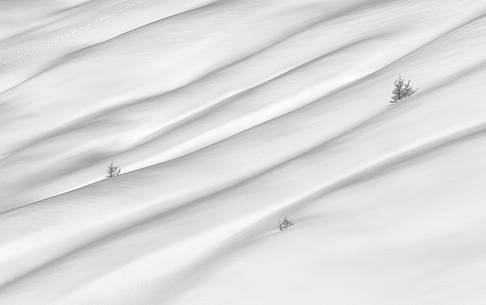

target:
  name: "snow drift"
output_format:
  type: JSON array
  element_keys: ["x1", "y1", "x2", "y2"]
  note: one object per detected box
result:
[{"x1": 1, "y1": 0, "x2": 486, "y2": 304}]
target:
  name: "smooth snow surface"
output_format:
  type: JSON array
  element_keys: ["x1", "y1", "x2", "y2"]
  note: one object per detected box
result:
[{"x1": 1, "y1": 0, "x2": 486, "y2": 304}]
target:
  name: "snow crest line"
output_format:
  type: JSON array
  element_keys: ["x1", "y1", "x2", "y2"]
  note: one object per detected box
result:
[{"x1": 0, "y1": 0, "x2": 145, "y2": 65}]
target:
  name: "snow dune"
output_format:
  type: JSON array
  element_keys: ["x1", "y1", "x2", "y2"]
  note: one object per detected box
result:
[{"x1": 1, "y1": 0, "x2": 486, "y2": 304}]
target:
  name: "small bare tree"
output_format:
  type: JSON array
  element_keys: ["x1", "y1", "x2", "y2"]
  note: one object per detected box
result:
[
  {"x1": 390, "y1": 76, "x2": 416, "y2": 103},
  {"x1": 106, "y1": 163, "x2": 121, "y2": 177},
  {"x1": 279, "y1": 217, "x2": 293, "y2": 231}
]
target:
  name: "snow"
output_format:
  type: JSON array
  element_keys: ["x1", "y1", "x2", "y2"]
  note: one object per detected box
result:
[{"x1": 1, "y1": 0, "x2": 486, "y2": 304}]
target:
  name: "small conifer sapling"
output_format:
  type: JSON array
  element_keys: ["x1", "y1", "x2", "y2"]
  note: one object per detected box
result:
[
  {"x1": 106, "y1": 163, "x2": 121, "y2": 177},
  {"x1": 390, "y1": 76, "x2": 417, "y2": 103}
]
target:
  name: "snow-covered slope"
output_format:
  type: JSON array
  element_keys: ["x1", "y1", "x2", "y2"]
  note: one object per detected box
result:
[{"x1": 1, "y1": 0, "x2": 486, "y2": 304}]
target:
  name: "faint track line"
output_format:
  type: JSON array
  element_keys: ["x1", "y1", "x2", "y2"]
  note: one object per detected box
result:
[{"x1": 0, "y1": 0, "x2": 145, "y2": 65}]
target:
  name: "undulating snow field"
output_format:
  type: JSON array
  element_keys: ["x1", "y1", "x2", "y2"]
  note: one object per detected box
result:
[{"x1": 1, "y1": 0, "x2": 486, "y2": 304}]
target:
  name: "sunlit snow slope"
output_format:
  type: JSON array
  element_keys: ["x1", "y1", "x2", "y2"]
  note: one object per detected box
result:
[{"x1": 1, "y1": 0, "x2": 486, "y2": 304}]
